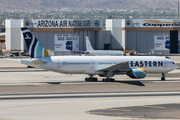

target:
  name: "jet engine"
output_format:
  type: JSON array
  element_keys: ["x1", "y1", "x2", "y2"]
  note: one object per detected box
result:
[{"x1": 127, "y1": 68, "x2": 146, "y2": 79}]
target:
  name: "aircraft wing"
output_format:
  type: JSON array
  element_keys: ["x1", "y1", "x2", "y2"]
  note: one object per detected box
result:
[
  {"x1": 30, "y1": 59, "x2": 47, "y2": 64},
  {"x1": 97, "y1": 61, "x2": 131, "y2": 72}
]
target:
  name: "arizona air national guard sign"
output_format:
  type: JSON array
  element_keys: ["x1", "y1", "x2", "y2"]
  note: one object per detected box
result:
[{"x1": 5, "y1": 19, "x2": 103, "y2": 55}]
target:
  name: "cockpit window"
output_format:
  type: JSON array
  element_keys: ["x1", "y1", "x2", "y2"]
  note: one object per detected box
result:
[{"x1": 172, "y1": 62, "x2": 175, "y2": 64}]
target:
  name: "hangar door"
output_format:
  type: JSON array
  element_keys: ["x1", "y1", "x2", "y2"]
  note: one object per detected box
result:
[{"x1": 170, "y1": 31, "x2": 178, "y2": 54}]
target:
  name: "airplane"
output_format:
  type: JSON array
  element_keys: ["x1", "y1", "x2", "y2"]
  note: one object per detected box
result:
[
  {"x1": 20, "y1": 27, "x2": 177, "y2": 82},
  {"x1": 85, "y1": 37, "x2": 125, "y2": 56}
]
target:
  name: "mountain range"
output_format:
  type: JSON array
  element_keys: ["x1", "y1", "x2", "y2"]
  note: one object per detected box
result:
[{"x1": 0, "y1": 0, "x2": 179, "y2": 11}]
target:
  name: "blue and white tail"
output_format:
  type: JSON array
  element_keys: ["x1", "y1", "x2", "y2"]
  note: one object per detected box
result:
[
  {"x1": 21, "y1": 27, "x2": 50, "y2": 58},
  {"x1": 85, "y1": 37, "x2": 94, "y2": 51}
]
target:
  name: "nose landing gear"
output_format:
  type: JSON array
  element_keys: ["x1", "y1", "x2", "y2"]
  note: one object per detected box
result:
[{"x1": 161, "y1": 73, "x2": 167, "y2": 81}]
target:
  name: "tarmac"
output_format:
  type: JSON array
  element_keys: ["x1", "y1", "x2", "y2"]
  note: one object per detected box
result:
[{"x1": 0, "y1": 55, "x2": 180, "y2": 120}]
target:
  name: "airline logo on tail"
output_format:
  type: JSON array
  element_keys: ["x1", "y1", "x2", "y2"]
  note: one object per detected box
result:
[
  {"x1": 21, "y1": 28, "x2": 50, "y2": 58},
  {"x1": 25, "y1": 34, "x2": 31, "y2": 39}
]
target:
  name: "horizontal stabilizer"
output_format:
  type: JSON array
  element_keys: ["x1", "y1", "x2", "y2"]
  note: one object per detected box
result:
[
  {"x1": 3, "y1": 58, "x2": 21, "y2": 62},
  {"x1": 30, "y1": 59, "x2": 47, "y2": 64}
]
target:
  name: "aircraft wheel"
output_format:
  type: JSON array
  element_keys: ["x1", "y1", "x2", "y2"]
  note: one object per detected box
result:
[
  {"x1": 161, "y1": 77, "x2": 165, "y2": 81},
  {"x1": 103, "y1": 78, "x2": 109, "y2": 82},
  {"x1": 102, "y1": 78, "x2": 115, "y2": 82},
  {"x1": 85, "y1": 77, "x2": 98, "y2": 82},
  {"x1": 106, "y1": 77, "x2": 111, "y2": 82},
  {"x1": 93, "y1": 78, "x2": 98, "y2": 81},
  {"x1": 110, "y1": 78, "x2": 115, "y2": 82}
]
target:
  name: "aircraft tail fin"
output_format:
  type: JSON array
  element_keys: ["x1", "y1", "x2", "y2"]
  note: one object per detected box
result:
[
  {"x1": 85, "y1": 36, "x2": 94, "y2": 51},
  {"x1": 21, "y1": 27, "x2": 50, "y2": 58}
]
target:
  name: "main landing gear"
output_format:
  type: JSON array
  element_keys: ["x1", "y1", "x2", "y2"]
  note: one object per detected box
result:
[
  {"x1": 85, "y1": 76, "x2": 115, "y2": 82},
  {"x1": 161, "y1": 73, "x2": 166, "y2": 81},
  {"x1": 85, "y1": 75, "x2": 98, "y2": 82},
  {"x1": 102, "y1": 77, "x2": 115, "y2": 82}
]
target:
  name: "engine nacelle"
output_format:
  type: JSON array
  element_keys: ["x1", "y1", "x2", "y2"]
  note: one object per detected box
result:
[{"x1": 127, "y1": 68, "x2": 146, "y2": 79}]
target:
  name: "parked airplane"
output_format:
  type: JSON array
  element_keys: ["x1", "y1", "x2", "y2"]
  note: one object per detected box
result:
[
  {"x1": 20, "y1": 27, "x2": 177, "y2": 82},
  {"x1": 85, "y1": 37, "x2": 125, "y2": 56}
]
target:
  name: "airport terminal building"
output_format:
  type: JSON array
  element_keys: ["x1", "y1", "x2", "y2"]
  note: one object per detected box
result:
[{"x1": 5, "y1": 19, "x2": 180, "y2": 55}]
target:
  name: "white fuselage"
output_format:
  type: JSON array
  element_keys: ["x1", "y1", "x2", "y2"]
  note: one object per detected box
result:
[{"x1": 21, "y1": 56, "x2": 177, "y2": 76}]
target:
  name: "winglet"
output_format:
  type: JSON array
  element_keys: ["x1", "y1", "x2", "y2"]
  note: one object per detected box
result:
[
  {"x1": 21, "y1": 27, "x2": 50, "y2": 58},
  {"x1": 85, "y1": 36, "x2": 94, "y2": 51}
]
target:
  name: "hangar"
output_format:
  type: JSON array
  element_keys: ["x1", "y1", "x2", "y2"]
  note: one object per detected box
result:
[
  {"x1": 5, "y1": 19, "x2": 103, "y2": 55},
  {"x1": 5, "y1": 19, "x2": 180, "y2": 55},
  {"x1": 106, "y1": 19, "x2": 180, "y2": 54}
]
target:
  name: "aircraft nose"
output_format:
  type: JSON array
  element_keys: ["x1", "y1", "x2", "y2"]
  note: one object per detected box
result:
[
  {"x1": 174, "y1": 63, "x2": 178, "y2": 69},
  {"x1": 170, "y1": 60, "x2": 178, "y2": 70}
]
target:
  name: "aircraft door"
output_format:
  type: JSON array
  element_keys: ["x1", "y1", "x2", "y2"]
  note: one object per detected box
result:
[{"x1": 57, "y1": 60, "x2": 62, "y2": 69}]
